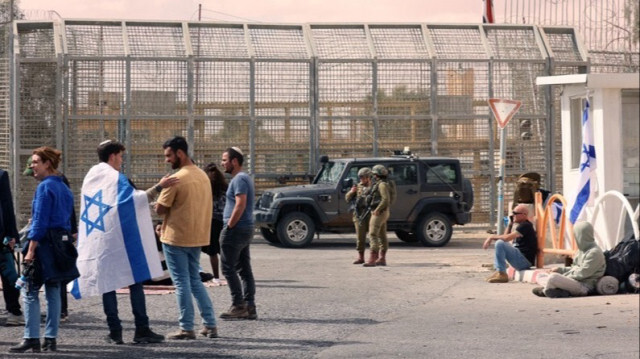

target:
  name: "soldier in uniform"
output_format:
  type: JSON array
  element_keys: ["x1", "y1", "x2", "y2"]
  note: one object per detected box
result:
[
  {"x1": 364, "y1": 165, "x2": 391, "y2": 267},
  {"x1": 345, "y1": 167, "x2": 373, "y2": 264}
]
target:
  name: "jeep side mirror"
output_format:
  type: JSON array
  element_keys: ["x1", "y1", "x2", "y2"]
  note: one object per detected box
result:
[{"x1": 342, "y1": 178, "x2": 353, "y2": 191}]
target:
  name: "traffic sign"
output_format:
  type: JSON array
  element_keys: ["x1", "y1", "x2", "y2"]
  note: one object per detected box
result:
[{"x1": 488, "y1": 98, "x2": 522, "y2": 129}]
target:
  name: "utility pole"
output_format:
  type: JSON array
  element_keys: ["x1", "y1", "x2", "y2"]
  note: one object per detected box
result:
[{"x1": 198, "y1": 3, "x2": 202, "y2": 21}]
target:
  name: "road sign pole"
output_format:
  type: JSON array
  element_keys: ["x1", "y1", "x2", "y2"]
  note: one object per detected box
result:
[
  {"x1": 488, "y1": 98, "x2": 522, "y2": 235},
  {"x1": 497, "y1": 126, "x2": 506, "y2": 235}
]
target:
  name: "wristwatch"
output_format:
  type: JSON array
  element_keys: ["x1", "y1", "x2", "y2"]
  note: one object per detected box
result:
[{"x1": 155, "y1": 185, "x2": 163, "y2": 193}]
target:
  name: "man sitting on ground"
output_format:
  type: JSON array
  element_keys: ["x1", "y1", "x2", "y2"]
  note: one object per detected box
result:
[{"x1": 483, "y1": 204, "x2": 538, "y2": 283}]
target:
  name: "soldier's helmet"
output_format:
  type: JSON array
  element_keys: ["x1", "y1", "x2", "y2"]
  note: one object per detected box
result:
[
  {"x1": 371, "y1": 164, "x2": 388, "y2": 177},
  {"x1": 358, "y1": 167, "x2": 372, "y2": 178}
]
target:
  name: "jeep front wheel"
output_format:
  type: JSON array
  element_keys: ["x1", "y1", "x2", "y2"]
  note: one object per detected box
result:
[
  {"x1": 416, "y1": 213, "x2": 452, "y2": 247},
  {"x1": 260, "y1": 228, "x2": 280, "y2": 244},
  {"x1": 277, "y1": 212, "x2": 315, "y2": 248}
]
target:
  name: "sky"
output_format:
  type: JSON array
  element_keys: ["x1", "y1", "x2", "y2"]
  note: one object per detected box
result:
[{"x1": 18, "y1": 0, "x2": 487, "y2": 24}]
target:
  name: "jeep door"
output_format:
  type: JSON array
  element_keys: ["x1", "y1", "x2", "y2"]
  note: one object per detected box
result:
[{"x1": 386, "y1": 162, "x2": 420, "y2": 221}]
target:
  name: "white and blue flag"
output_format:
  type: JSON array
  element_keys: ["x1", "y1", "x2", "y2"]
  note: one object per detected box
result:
[
  {"x1": 569, "y1": 100, "x2": 597, "y2": 224},
  {"x1": 71, "y1": 163, "x2": 163, "y2": 299}
]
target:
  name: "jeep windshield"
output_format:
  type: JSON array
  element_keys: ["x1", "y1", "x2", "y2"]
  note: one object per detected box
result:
[{"x1": 314, "y1": 161, "x2": 346, "y2": 185}]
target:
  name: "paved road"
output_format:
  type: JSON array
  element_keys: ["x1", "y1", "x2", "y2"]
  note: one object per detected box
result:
[{"x1": 1, "y1": 230, "x2": 638, "y2": 358}]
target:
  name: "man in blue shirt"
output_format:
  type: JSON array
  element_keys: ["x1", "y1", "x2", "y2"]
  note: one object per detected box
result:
[{"x1": 219, "y1": 147, "x2": 257, "y2": 320}]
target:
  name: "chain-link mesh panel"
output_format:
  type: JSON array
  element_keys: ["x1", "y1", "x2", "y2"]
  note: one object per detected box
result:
[
  {"x1": 249, "y1": 26, "x2": 308, "y2": 59},
  {"x1": 130, "y1": 61, "x2": 187, "y2": 117},
  {"x1": 436, "y1": 62, "x2": 489, "y2": 116},
  {"x1": 18, "y1": 61, "x2": 57, "y2": 149},
  {"x1": 589, "y1": 51, "x2": 640, "y2": 73},
  {"x1": 318, "y1": 62, "x2": 372, "y2": 114},
  {"x1": 65, "y1": 23, "x2": 125, "y2": 57},
  {"x1": 311, "y1": 26, "x2": 371, "y2": 59},
  {"x1": 254, "y1": 118, "x2": 310, "y2": 175},
  {"x1": 543, "y1": 30, "x2": 584, "y2": 62},
  {"x1": 492, "y1": 62, "x2": 547, "y2": 116},
  {"x1": 255, "y1": 61, "x2": 310, "y2": 116},
  {"x1": 377, "y1": 62, "x2": 431, "y2": 116},
  {"x1": 428, "y1": 26, "x2": 488, "y2": 60},
  {"x1": 189, "y1": 24, "x2": 248, "y2": 58},
  {"x1": 68, "y1": 60, "x2": 125, "y2": 116},
  {"x1": 378, "y1": 118, "x2": 432, "y2": 155},
  {"x1": 318, "y1": 118, "x2": 374, "y2": 158},
  {"x1": 484, "y1": 27, "x2": 544, "y2": 60},
  {"x1": 18, "y1": 25, "x2": 55, "y2": 58},
  {"x1": 127, "y1": 23, "x2": 185, "y2": 58},
  {"x1": 194, "y1": 61, "x2": 250, "y2": 114},
  {"x1": 369, "y1": 25, "x2": 429, "y2": 59},
  {"x1": 194, "y1": 118, "x2": 250, "y2": 169},
  {"x1": 438, "y1": 145, "x2": 492, "y2": 223}
]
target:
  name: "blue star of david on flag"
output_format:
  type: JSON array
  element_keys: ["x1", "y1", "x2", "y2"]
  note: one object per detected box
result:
[{"x1": 80, "y1": 190, "x2": 112, "y2": 236}]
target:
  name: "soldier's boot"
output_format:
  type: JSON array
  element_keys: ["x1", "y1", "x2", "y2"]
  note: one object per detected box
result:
[
  {"x1": 363, "y1": 250, "x2": 378, "y2": 267},
  {"x1": 353, "y1": 251, "x2": 365, "y2": 264},
  {"x1": 375, "y1": 250, "x2": 387, "y2": 266}
]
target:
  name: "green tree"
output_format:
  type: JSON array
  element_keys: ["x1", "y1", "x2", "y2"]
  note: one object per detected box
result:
[{"x1": 0, "y1": 0, "x2": 25, "y2": 23}]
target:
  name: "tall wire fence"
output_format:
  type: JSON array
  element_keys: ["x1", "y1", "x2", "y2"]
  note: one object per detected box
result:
[{"x1": 0, "y1": 18, "x2": 634, "y2": 230}]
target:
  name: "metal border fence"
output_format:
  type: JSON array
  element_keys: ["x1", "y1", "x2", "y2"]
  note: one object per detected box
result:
[{"x1": 1, "y1": 19, "x2": 630, "y2": 230}]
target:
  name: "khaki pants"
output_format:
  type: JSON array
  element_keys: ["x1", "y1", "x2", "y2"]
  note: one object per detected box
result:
[
  {"x1": 368, "y1": 210, "x2": 389, "y2": 252},
  {"x1": 353, "y1": 215, "x2": 370, "y2": 252},
  {"x1": 545, "y1": 273, "x2": 589, "y2": 296}
]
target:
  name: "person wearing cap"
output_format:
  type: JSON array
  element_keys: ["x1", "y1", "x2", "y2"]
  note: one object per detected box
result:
[
  {"x1": 0, "y1": 166, "x2": 24, "y2": 327},
  {"x1": 155, "y1": 136, "x2": 218, "y2": 339},
  {"x1": 219, "y1": 146, "x2": 257, "y2": 320},
  {"x1": 345, "y1": 167, "x2": 373, "y2": 264}
]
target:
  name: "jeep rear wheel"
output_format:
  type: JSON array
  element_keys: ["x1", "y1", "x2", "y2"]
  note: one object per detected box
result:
[
  {"x1": 417, "y1": 213, "x2": 452, "y2": 247},
  {"x1": 277, "y1": 212, "x2": 315, "y2": 248},
  {"x1": 395, "y1": 230, "x2": 417, "y2": 243},
  {"x1": 260, "y1": 228, "x2": 280, "y2": 244}
]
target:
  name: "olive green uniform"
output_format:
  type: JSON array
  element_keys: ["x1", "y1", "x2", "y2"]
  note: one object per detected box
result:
[
  {"x1": 345, "y1": 182, "x2": 371, "y2": 252},
  {"x1": 368, "y1": 181, "x2": 390, "y2": 252}
]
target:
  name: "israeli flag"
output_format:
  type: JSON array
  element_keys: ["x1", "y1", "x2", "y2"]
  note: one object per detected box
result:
[
  {"x1": 569, "y1": 100, "x2": 597, "y2": 224},
  {"x1": 71, "y1": 163, "x2": 163, "y2": 299}
]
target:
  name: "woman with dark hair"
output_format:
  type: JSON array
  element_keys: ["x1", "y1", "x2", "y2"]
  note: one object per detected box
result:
[
  {"x1": 202, "y1": 162, "x2": 228, "y2": 284},
  {"x1": 10, "y1": 147, "x2": 78, "y2": 353}
]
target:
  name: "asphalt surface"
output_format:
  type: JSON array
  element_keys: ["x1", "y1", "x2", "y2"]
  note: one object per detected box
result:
[{"x1": 0, "y1": 229, "x2": 638, "y2": 358}]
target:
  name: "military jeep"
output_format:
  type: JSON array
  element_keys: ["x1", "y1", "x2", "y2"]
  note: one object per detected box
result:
[{"x1": 254, "y1": 154, "x2": 474, "y2": 248}]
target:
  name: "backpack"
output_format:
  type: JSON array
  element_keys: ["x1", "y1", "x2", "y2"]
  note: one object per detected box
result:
[{"x1": 603, "y1": 234, "x2": 640, "y2": 281}]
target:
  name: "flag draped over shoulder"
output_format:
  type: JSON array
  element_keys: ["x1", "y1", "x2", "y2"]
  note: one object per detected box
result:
[
  {"x1": 569, "y1": 100, "x2": 597, "y2": 224},
  {"x1": 71, "y1": 163, "x2": 163, "y2": 299}
]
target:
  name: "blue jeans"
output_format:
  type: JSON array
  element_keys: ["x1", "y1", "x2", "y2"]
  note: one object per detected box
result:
[
  {"x1": 102, "y1": 283, "x2": 149, "y2": 331},
  {"x1": 162, "y1": 244, "x2": 216, "y2": 330},
  {"x1": 220, "y1": 225, "x2": 256, "y2": 307},
  {"x1": 23, "y1": 279, "x2": 61, "y2": 339},
  {"x1": 494, "y1": 239, "x2": 532, "y2": 272}
]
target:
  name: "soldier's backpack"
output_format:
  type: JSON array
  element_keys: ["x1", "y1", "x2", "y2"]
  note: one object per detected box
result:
[{"x1": 604, "y1": 234, "x2": 640, "y2": 281}]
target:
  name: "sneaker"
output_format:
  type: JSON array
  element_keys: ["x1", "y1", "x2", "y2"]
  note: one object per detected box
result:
[
  {"x1": 133, "y1": 327, "x2": 165, "y2": 344},
  {"x1": 5, "y1": 313, "x2": 25, "y2": 326},
  {"x1": 105, "y1": 330, "x2": 124, "y2": 345},
  {"x1": 220, "y1": 304, "x2": 249, "y2": 320},
  {"x1": 211, "y1": 278, "x2": 222, "y2": 285},
  {"x1": 532, "y1": 287, "x2": 546, "y2": 297},
  {"x1": 545, "y1": 288, "x2": 571, "y2": 298},
  {"x1": 247, "y1": 305, "x2": 258, "y2": 320},
  {"x1": 60, "y1": 312, "x2": 68, "y2": 323},
  {"x1": 200, "y1": 326, "x2": 218, "y2": 338},
  {"x1": 200, "y1": 272, "x2": 214, "y2": 282},
  {"x1": 167, "y1": 329, "x2": 196, "y2": 340},
  {"x1": 487, "y1": 271, "x2": 509, "y2": 283}
]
